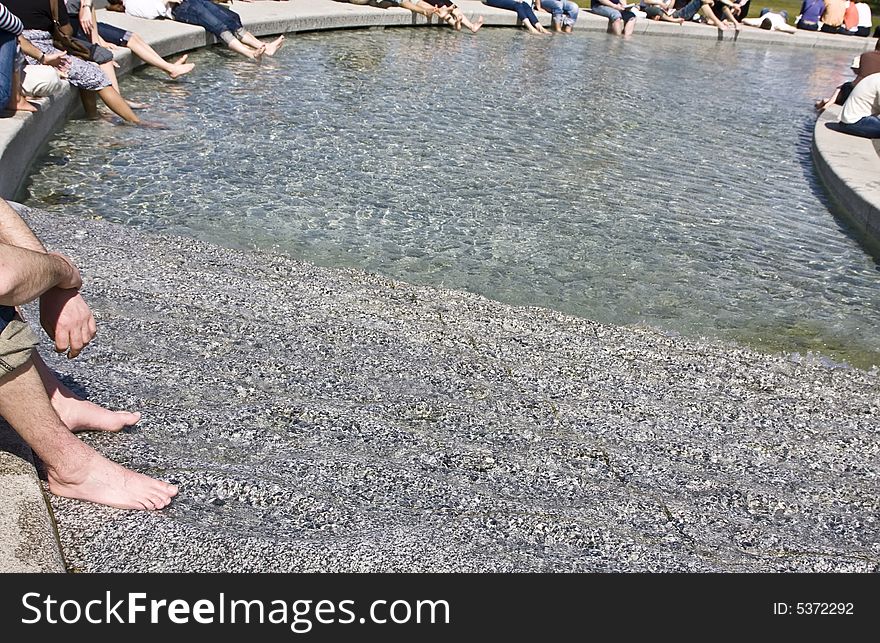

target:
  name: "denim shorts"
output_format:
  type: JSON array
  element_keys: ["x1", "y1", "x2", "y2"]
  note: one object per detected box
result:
[
  {"x1": 591, "y1": 4, "x2": 637, "y2": 21},
  {"x1": 70, "y1": 17, "x2": 133, "y2": 47},
  {"x1": 97, "y1": 22, "x2": 133, "y2": 47}
]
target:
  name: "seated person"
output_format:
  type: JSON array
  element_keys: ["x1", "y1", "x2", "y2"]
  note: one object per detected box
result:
[
  {"x1": 815, "y1": 55, "x2": 859, "y2": 111},
  {"x1": 424, "y1": 1, "x2": 484, "y2": 32},
  {"x1": 838, "y1": 71, "x2": 880, "y2": 137},
  {"x1": 796, "y1": 0, "x2": 824, "y2": 29},
  {"x1": 819, "y1": 0, "x2": 846, "y2": 32},
  {"x1": 0, "y1": 197, "x2": 178, "y2": 510},
  {"x1": 742, "y1": 7, "x2": 796, "y2": 32},
  {"x1": 710, "y1": 0, "x2": 749, "y2": 30},
  {"x1": 853, "y1": 38, "x2": 880, "y2": 85},
  {"x1": 485, "y1": 0, "x2": 550, "y2": 34},
  {"x1": 6, "y1": 0, "x2": 140, "y2": 124},
  {"x1": 107, "y1": 0, "x2": 284, "y2": 61},
  {"x1": 590, "y1": 0, "x2": 638, "y2": 36},
  {"x1": 641, "y1": 0, "x2": 721, "y2": 26},
  {"x1": 853, "y1": 1, "x2": 871, "y2": 36},
  {"x1": 373, "y1": 0, "x2": 442, "y2": 19},
  {"x1": 1, "y1": 1, "x2": 33, "y2": 115},
  {"x1": 67, "y1": 0, "x2": 194, "y2": 79},
  {"x1": 535, "y1": 0, "x2": 579, "y2": 33}
]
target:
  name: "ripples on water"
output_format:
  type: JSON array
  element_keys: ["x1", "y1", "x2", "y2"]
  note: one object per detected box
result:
[{"x1": 25, "y1": 29, "x2": 880, "y2": 368}]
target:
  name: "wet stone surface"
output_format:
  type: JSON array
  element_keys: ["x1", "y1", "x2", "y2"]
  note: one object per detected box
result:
[{"x1": 19, "y1": 205, "x2": 879, "y2": 572}]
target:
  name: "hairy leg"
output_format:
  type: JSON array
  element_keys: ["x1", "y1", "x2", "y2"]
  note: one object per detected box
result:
[{"x1": 0, "y1": 359, "x2": 177, "y2": 510}]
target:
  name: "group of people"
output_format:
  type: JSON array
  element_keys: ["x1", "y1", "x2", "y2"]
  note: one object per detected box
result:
[
  {"x1": 0, "y1": 0, "x2": 286, "y2": 120},
  {"x1": 348, "y1": 0, "x2": 875, "y2": 37},
  {"x1": 796, "y1": 0, "x2": 874, "y2": 36},
  {"x1": 817, "y1": 37, "x2": 880, "y2": 138}
]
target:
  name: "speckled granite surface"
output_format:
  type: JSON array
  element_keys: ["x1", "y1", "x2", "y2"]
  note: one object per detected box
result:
[{"x1": 16, "y1": 204, "x2": 879, "y2": 573}]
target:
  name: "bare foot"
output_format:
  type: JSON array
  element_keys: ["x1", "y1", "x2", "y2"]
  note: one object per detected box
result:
[
  {"x1": 470, "y1": 16, "x2": 484, "y2": 33},
  {"x1": 167, "y1": 61, "x2": 195, "y2": 79},
  {"x1": 47, "y1": 445, "x2": 178, "y2": 510},
  {"x1": 52, "y1": 393, "x2": 141, "y2": 434},
  {"x1": 251, "y1": 45, "x2": 266, "y2": 62},
  {"x1": 263, "y1": 35, "x2": 285, "y2": 57},
  {"x1": 14, "y1": 98, "x2": 38, "y2": 113},
  {"x1": 127, "y1": 100, "x2": 149, "y2": 110}
]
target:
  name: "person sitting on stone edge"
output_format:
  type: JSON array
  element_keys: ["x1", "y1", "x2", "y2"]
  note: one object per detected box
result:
[{"x1": 0, "y1": 198, "x2": 178, "y2": 510}]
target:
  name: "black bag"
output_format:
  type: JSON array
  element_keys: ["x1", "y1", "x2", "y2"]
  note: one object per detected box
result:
[{"x1": 48, "y1": 0, "x2": 114, "y2": 64}]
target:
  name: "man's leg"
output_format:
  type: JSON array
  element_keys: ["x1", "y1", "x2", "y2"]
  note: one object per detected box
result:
[
  {"x1": 31, "y1": 352, "x2": 140, "y2": 433},
  {"x1": 0, "y1": 358, "x2": 177, "y2": 510}
]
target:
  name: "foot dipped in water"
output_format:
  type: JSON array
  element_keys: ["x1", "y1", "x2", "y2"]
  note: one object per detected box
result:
[
  {"x1": 167, "y1": 55, "x2": 195, "y2": 79},
  {"x1": 47, "y1": 442, "x2": 178, "y2": 510},
  {"x1": 263, "y1": 36, "x2": 285, "y2": 57}
]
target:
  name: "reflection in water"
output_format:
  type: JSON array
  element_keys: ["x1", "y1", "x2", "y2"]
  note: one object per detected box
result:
[{"x1": 24, "y1": 29, "x2": 880, "y2": 368}]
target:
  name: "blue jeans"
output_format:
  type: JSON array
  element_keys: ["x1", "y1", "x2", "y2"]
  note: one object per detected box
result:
[
  {"x1": 172, "y1": 0, "x2": 243, "y2": 39},
  {"x1": 673, "y1": 0, "x2": 704, "y2": 20},
  {"x1": 839, "y1": 115, "x2": 880, "y2": 139},
  {"x1": 541, "y1": 0, "x2": 580, "y2": 28},
  {"x1": 0, "y1": 30, "x2": 16, "y2": 111},
  {"x1": 485, "y1": 0, "x2": 541, "y2": 26},
  {"x1": 591, "y1": 3, "x2": 637, "y2": 22}
]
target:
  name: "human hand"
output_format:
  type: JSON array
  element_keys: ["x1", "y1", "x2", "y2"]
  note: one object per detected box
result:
[
  {"x1": 79, "y1": 6, "x2": 95, "y2": 36},
  {"x1": 41, "y1": 50, "x2": 68, "y2": 68},
  {"x1": 40, "y1": 289, "x2": 97, "y2": 359}
]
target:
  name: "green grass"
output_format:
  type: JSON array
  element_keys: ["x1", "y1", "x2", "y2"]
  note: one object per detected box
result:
[{"x1": 573, "y1": 0, "x2": 880, "y2": 29}]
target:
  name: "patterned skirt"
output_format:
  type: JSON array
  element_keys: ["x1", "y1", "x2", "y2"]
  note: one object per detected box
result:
[{"x1": 20, "y1": 29, "x2": 110, "y2": 91}]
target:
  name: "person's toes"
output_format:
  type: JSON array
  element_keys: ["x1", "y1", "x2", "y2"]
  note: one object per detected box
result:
[{"x1": 118, "y1": 410, "x2": 141, "y2": 426}]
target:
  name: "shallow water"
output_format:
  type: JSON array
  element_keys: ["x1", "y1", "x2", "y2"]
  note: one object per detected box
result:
[{"x1": 25, "y1": 28, "x2": 880, "y2": 368}]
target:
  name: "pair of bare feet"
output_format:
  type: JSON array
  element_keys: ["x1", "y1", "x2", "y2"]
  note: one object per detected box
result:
[
  {"x1": 524, "y1": 21, "x2": 551, "y2": 35},
  {"x1": 247, "y1": 35, "x2": 286, "y2": 61},
  {"x1": 32, "y1": 360, "x2": 178, "y2": 511},
  {"x1": 435, "y1": 6, "x2": 484, "y2": 33}
]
